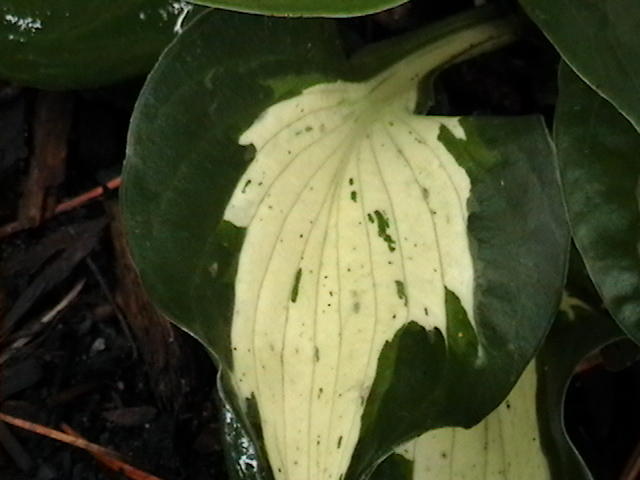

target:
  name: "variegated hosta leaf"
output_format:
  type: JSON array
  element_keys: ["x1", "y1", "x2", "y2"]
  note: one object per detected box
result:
[
  {"x1": 393, "y1": 363, "x2": 549, "y2": 479},
  {"x1": 368, "y1": 292, "x2": 625, "y2": 480},
  {"x1": 122, "y1": 8, "x2": 569, "y2": 480},
  {"x1": 226, "y1": 87, "x2": 474, "y2": 480},
  {"x1": 222, "y1": 22, "x2": 523, "y2": 480}
]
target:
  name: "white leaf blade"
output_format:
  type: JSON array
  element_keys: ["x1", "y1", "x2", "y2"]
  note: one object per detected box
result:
[
  {"x1": 225, "y1": 81, "x2": 476, "y2": 480},
  {"x1": 221, "y1": 18, "x2": 519, "y2": 480}
]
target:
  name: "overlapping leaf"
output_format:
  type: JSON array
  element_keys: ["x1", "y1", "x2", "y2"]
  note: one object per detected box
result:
[
  {"x1": 0, "y1": 0, "x2": 200, "y2": 89},
  {"x1": 190, "y1": 0, "x2": 408, "y2": 17},
  {"x1": 369, "y1": 294, "x2": 624, "y2": 480},
  {"x1": 519, "y1": 0, "x2": 640, "y2": 132},
  {"x1": 555, "y1": 63, "x2": 640, "y2": 344},
  {"x1": 123, "y1": 8, "x2": 569, "y2": 480}
]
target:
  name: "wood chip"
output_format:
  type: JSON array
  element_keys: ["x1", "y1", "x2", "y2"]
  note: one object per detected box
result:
[
  {"x1": 102, "y1": 406, "x2": 157, "y2": 427},
  {"x1": 18, "y1": 92, "x2": 73, "y2": 228}
]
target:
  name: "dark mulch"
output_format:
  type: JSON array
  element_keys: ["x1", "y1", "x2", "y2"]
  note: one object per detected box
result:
[{"x1": 0, "y1": 84, "x2": 224, "y2": 480}]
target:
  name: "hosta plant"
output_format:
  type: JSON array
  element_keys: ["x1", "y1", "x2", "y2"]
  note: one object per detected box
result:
[
  {"x1": 2, "y1": 0, "x2": 640, "y2": 479},
  {"x1": 123, "y1": 6, "x2": 569, "y2": 480}
]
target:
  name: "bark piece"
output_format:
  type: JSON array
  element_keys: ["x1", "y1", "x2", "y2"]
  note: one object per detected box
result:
[{"x1": 108, "y1": 201, "x2": 183, "y2": 410}]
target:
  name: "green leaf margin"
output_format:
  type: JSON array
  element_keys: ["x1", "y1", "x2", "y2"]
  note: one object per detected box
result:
[{"x1": 122, "y1": 8, "x2": 569, "y2": 480}]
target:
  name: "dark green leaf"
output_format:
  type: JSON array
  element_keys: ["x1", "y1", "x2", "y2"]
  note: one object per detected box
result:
[
  {"x1": 123, "y1": 9, "x2": 568, "y2": 480},
  {"x1": 519, "y1": 0, "x2": 640, "y2": 132},
  {"x1": 0, "y1": 1, "x2": 200, "y2": 89},
  {"x1": 555, "y1": 63, "x2": 640, "y2": 344},
  {"x1": 189, "y1": 0, "x2": 408, "y2": 18}
]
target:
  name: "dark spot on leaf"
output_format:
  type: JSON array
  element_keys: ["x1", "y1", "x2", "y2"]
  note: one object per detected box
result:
[
  {"x1": 291, "y1": 268, "x2": 302, "y2": 303},
  {"x1": 395, "y1": 280, "x2": 407, "y2": 306}
]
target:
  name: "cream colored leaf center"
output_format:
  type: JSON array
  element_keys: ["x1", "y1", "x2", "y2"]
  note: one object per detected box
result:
[{"x1": 221, "y1": 21, "x2": 517, "y2": 480}]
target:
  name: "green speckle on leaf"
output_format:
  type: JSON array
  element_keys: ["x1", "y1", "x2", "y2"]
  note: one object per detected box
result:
[
  {"x1": 242, "y1": 179, "x2": 252, "y2": 193},
  {"x1": 395, "y1": 280, "x2": 407, "y2": 306},
  {"x1": 291, "y1": 268, "x2": 302, "y2": 303},
  {"x1": 350, "y1": 191, "x2": 357, "y2": 202},
  {"x1": 373, "y1": 210, "x2": 396, "y2": 252}
]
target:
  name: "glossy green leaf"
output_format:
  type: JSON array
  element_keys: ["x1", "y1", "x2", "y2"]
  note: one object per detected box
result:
[
  {"x1": 190, "y1": 0, "x2": 407, "y2": 18},
  {"x1": 519, "y1": 0, "x2": 640, "y2": 132},
  {"x1": 555, "y1": 63, "x2": 640, "y2": 344},
  {"x1": 123, "y1": 8, "x2": 569, "y2": 480},
  {"x1": 369, "y1": 293, "x2": 624, "y2": 480},
  {"x1": 0, "y1": 0, "x2": 199, "y2": 89}
]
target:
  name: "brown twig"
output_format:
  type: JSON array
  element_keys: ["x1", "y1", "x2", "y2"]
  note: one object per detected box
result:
[
  {"x1": 0, "y1": 176, "x2": 121, "y2": 240},
  {"x1": 61, "y1": 424, "x2": 164, "y2": 480},
  {"x1": 54, "y1": 177, "x2": 122, "y2": 215},
  {"x1": 0, "y1": 412, "x2": 124, "y2": 460},
  {"x1": 0, "y1": 412, "x2": 164, "y2": 480}
]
